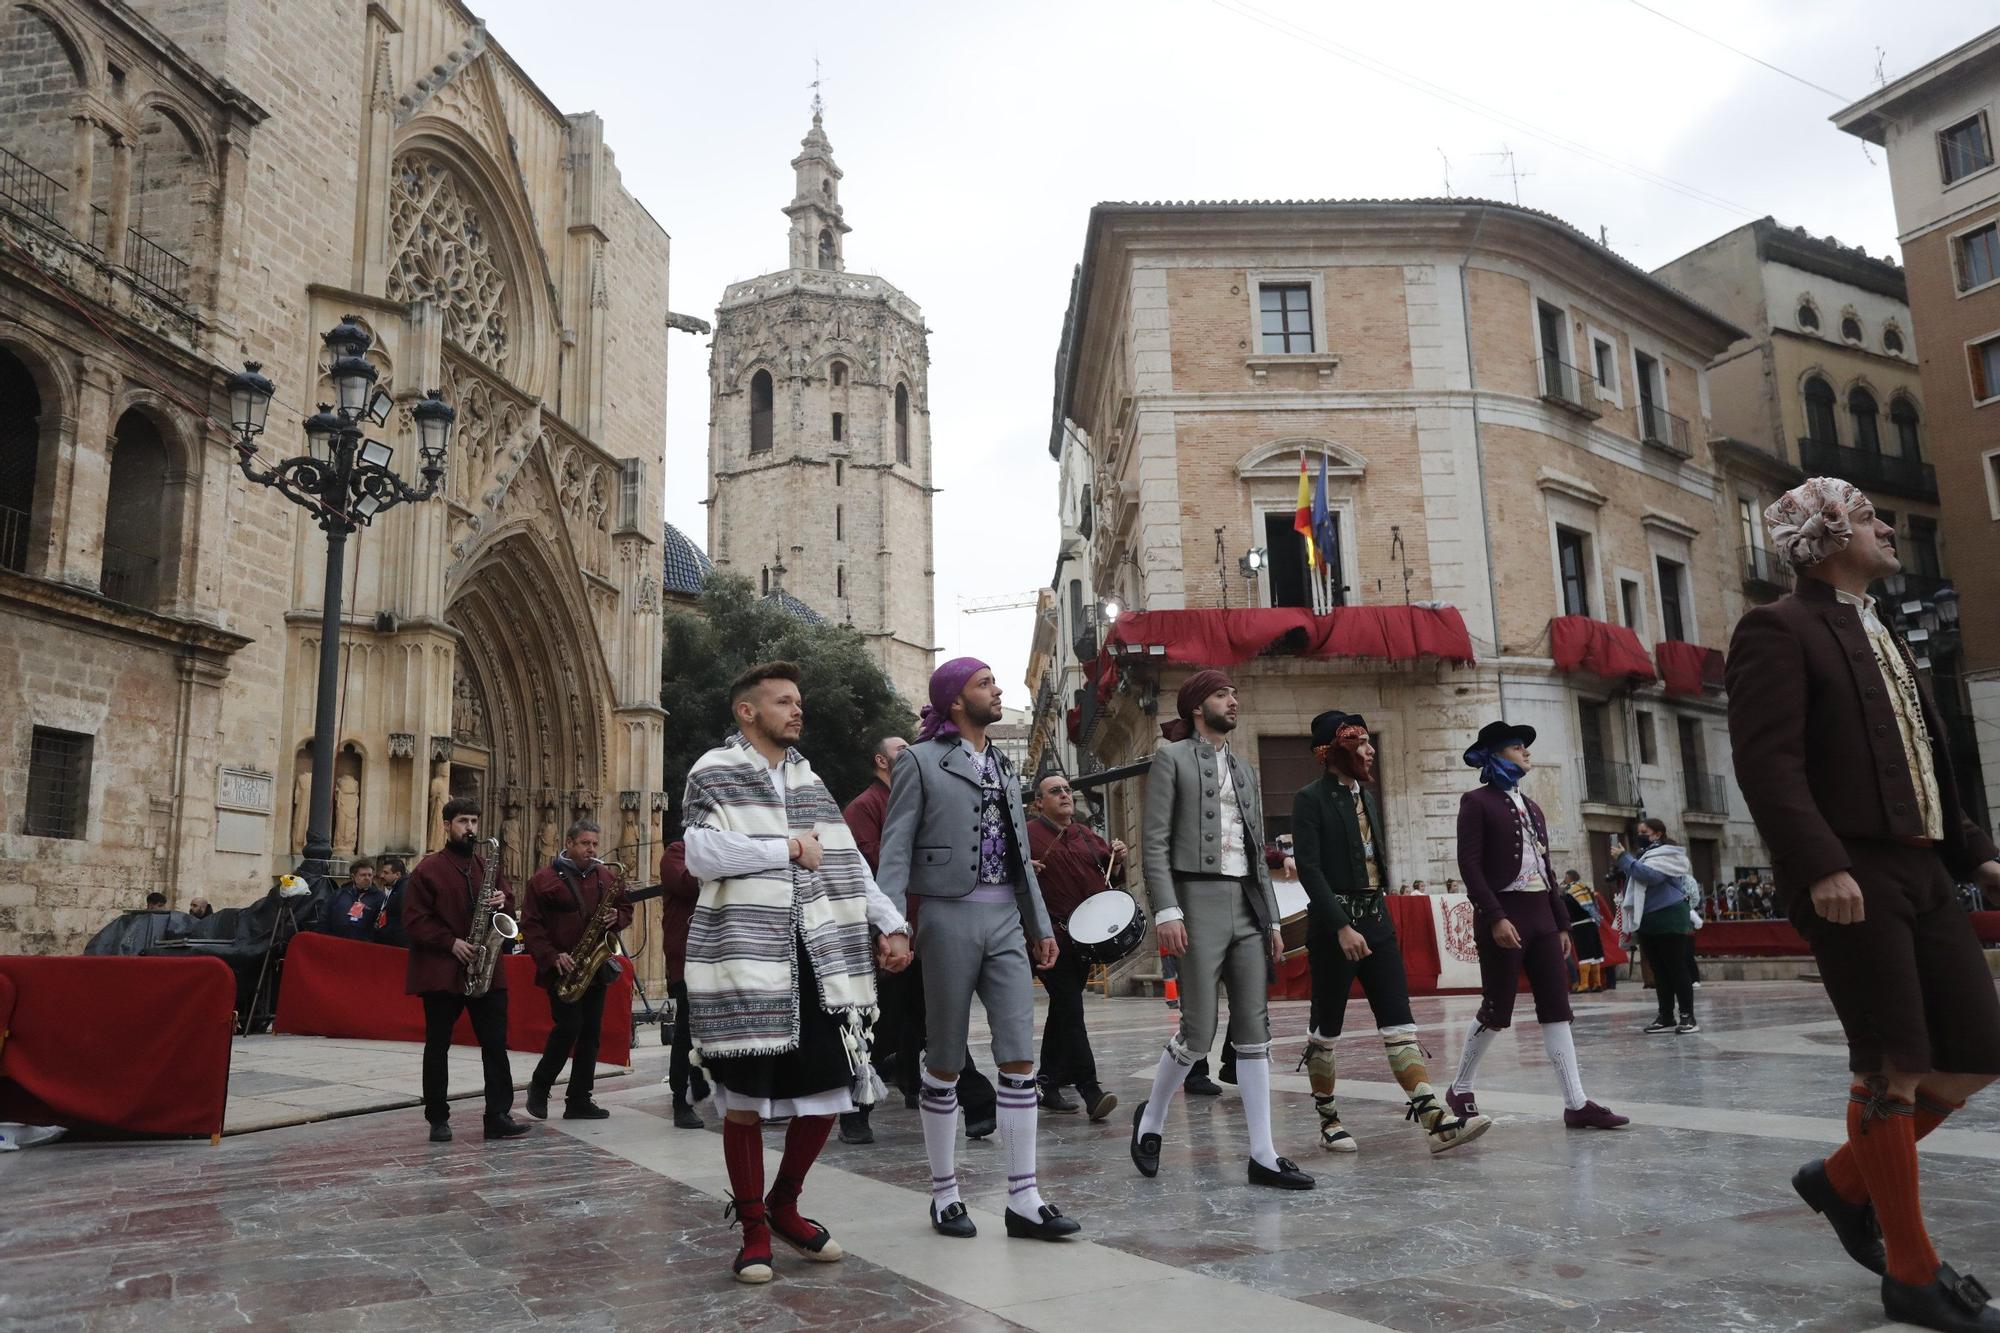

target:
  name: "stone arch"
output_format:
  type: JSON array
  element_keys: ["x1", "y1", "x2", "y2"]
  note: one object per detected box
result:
[
  {"x1": 445, "y1": 528, "x2": 611, "y2": 826},
  {"x1": 0, "y1": 327, "x2": 74, "y2": 577},
  {"x1": 101, "y1": 405, "x2": 169, "y2": 606},
  {"x1": 0, "y1": 3, "x2": 93, "y2": 193},
  {"x1": 1234, "y1": 436, "x2": 1368, "y2": 480},
  {"x1": 109, "y1": 387, "x2": 200, "y2": 606},
  {"x1": 389, "y1": 122, "x2": 558, "y2": 395}
]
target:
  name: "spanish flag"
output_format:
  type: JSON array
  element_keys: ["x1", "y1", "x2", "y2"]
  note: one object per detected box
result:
[{"x1": 1293, "y1": 450, "x2": 1316, "y2": 569}]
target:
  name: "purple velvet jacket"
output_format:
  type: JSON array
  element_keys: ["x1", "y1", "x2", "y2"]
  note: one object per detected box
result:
[{"x1": 1455, "y1": 783, "x2": 1566, "y2": 925}]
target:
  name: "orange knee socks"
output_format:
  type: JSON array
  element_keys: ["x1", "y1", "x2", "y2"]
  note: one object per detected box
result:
[
  {"x1": 1837, "y1": 1085, "x2": 1943, "y2": 1288},
  {"x1": 1824, "y1": 1089, "x2": 1959, "y2": 1204}
]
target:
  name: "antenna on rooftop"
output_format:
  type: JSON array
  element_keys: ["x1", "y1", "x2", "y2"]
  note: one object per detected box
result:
[
  {"x1": 1478, "y1": 143, "x2": 1534, "y2": 205},
  {"x1": 1438, "y1": 147, "x2": 1452, "y2": 197}
]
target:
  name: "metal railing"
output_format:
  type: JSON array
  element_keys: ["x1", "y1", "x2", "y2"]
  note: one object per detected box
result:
[
  {"x1": 0, "y1": 146, "x2": 191, "y2": 310},
  {"x1": 1639, "y1": 400, "x2": 1692, "y2": 456},
  {"x1": 0, "y1": 145, "x2": 65, "y2": 226},
  {"x1": 1798, "y1": 438, "x2": 1937, "y2": 501},
  {"x1": 122, "y1": 226, "x2": 188, "y2": 306},
  {"x1": 0, "y1": 503, "x2": 29, "y2": 573},
  {"x1": 99, "y1": 542, "x2": 160, "y2": 607},
  {"x1": 1580, "y1": 754, "x2": 1636, "y2": 806},
  {"x1": 1683, "y1": 770, "x2": 1729, "y2": 815},
  {"x1": 1536, "y1": 356, "x2": 1599, "y2": 413},
  {"x1": 1743, "y1": 544, "x2": 1789, "y2": 590}
]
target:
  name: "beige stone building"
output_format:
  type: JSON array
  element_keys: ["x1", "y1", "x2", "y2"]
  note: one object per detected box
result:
[
  {"x1": 704, "y1": 112, "x2": 936, "y2": 702},
  {"x1": 0, "y1": 0, "x2": 683, "y2": 971},
  {"x1": 1041, "y1": 199, "x2": 1772, "y2": 908}
]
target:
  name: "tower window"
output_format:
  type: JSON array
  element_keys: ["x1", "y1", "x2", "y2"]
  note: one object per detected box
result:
[
  {"x1": 821, "y1": 178, "x2": 830, "y2": 196},
  {"x1": 836, "y1": 504, "x2": 844, "y2": 541},
  {"x1": 761, "y1": 566, "x2": 770, "y2": 595},
  {"x1": 832, "y1": 411, "x2": 843, "y2": 442},
  {"x1": 836, "y1": 565, "x2": 845, "y2": 597},
  {"x1": 1840, "y1": 313, "x2": 1864, "y2": 344},
  {"x1": 831, "y1": 362, "x2": 846, "y2": 386},
  {"x1": 818, "y1": 228, "x2": 835, "y2": 270},
  {"x1": 834, "y1": 459, "x2": 844, "y2": 486},
  {"x1": 894, "y1": 383, "x2": 910, "y2": 465},
  {"x1": 1884, "y1": 325, "x2": 1906, "y2": 355},
  {"x1": 1796, "y1": 300, "x2": 1819, "y2": 331},
  {"x1": 749, "y1": 370, "x2": 774, "y2": 454}
]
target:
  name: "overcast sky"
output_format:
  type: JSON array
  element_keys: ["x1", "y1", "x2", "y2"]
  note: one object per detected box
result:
[{"x1": 476, "y1": 0, "x2": 1988, "y2": 699}]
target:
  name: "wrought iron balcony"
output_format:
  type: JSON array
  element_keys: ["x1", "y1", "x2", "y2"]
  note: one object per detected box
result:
[
  {"x1": 1580, "y1": 754, "x2": 1636, "y2": 806},
  {"x1": 1639, "y1": 400, "x2": 1692, "y2": 457},
  {"x1": 1683, "y1": 770, "x2": 1729, "y2": 816},
  {"x1": 1535, "y1": 357, "x2": 1601, "y2": 418},
  {"x1": 99, "y1": 542, "x2": 160, "y2": 608},
  {"x1": 1, "y1": 144, "x2": 191, "y2": 311},
  {"x1": 1797, "y1": 438, "x2": 1937, "y2": 501},
  {"x1": 0, "y1": 145, "x2": 65, "y2": 228},
  {"x1": 1743, "y1": 544, "x2": 1790, "y2": 593},
  {"x1": 0, "y1": 502, "x2": 29, "y2": 573}
]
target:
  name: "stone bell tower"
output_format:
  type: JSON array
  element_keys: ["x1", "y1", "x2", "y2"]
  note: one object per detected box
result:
[{"x1": 705, "y1": 108, "x2": 937, "y2": 701}]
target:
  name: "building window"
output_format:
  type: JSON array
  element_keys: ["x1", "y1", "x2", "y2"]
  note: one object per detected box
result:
[
  {"x1": 1890, "y1": 396, "x2": 1921, "y2": 459},
  {"x1": 830, "y1": 361, "x2": 846, "y2": 386},
  {"x1": 749, "y1": 369, "x2": 774, "y2": 453},
  {"x1": 1796, "y1": 300, "x2": 1820, "y2": 331},
  {"x1": 1657, "y1": 556, "x2": 1687, "y2": 642},
  {"x1": 1, "y1": 347, "x2": 43, "y2": 573},
  {"x1": 1804, "y1": 375, "x2": 1839, "y2": 442},
  {"x1": 834, "y1": 459, "x2": 844, "y2": 486},
  {"x1": 817, "y1": 228, "x2": 836, "y2": 269},
  {"x1": 835, "y1": 504, "x2": 843, "y2": 541},
  {"x1": 1960, "y1": 223, "x2": 2000, "y2": 290},
  {"x1": 1537, "y1": 301, "x2": 1568, "y2": 396},
  {"x1": 1256, "y1": 734, "x2": 1322, "y2": 839},
  {"x1": 894, "y1": 383, "x2": 910, "y2": 464},
  {"x1": 1939, "y1": 112, "x2": 1994, "y2": 185},
  {"x1": 1738, "y1": 497, "x2": 1759, "y2": 554},
  {"x1": 836, "y1": 565, "x2": 845, "y2": 598},
  {"x1": 1556, "y1": 526, "x2": 1591, "y2": 617},
  {"x1": 618, "y1": 458, "x2": 642, "y2": 531},
  {"x1": 1634, "y1": 351, "x2": 1662, "y2": 437},
  {"x1": 1578, "y1": 699, "x2": 1612, "y2": 766},
  {"x1": 1906, "y1": 516, "x2": 1942, "y2": 579},
  {"x1": 1677, "y1": 716, "x2": 1707, "y2": 782},
  {"x1": 1263, "y1": 510, "x2": 1343, "y2": 608},
  {"x1": 1884, "y1": 324, "x2": 1906, "y2": 354},
  {"x1": 1636, "y1": 710, "x2": 1658, "y2": 766},
  {"x1": 1258, "y1": 283, "x2": 1314, "y2": 354},
  {"x1": 831, "y1": 411, "x2": 843, "y2": 442},
  {"x1": 1592, "y1": 336, "x2": 1617, "y2": 396},
  {"x1": 1840, "y1": 313, "x2": 1864, "y2": 344},
  {"x1": 102, "y1": 409, "x2": 169, "y2": 608},
  {"x1": 1968, "y1": 336, "x2": 2000, "y2": 402},
  {"x1": 1849, "y1": 386, "x2": 1881, "y2": 452},
  {"x1": 25, "y1": 726, "x2": 91, "y2": 839},
  {"x1": 1620, "y1": 577, "x2": 1641, "y2": 629}
]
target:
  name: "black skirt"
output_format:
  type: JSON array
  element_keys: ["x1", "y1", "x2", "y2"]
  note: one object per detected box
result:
[{"x1": 703, "y1": 933, "x2": 855, "y2": 1102}]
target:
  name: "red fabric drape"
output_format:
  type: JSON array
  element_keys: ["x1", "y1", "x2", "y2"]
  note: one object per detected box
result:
[
  {"x1": 1693, "y1": 914, "x2": 1997, "y2": 954},
  {"x1": 274, "y1": 932, "x2": 633, "y2": 1065},
  {"x1": 1655, "y1": 640, "x2": 1714, "y2": 697},
  {"x1": 0, "y1": 956, "x2": 234, "y2": 1137},
  {"x1": 1550, "y1": 616, "x2": 1656, "y2": 681},
  {"x1": 1104, "y1": 605, "x2": 1477, "y2": 670}
]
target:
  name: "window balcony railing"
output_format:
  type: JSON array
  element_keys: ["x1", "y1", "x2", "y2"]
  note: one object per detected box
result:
[
  {"x1": 1639, "y1": 400, "x2": 1692, "y2": 457},
  {"x1": 1797, "y1": 438, "x2": 1937, "y2": 502},
  {"x1": 1535, "y1": 357, "x2": 1601, "y2": 418},
  {"x1": 1, "y1": 145, "x2": 192, "y2": 312},
  {"x1": 1580, "y1": 754, "x2": 1636, "y2": 806},
  {"x1": 99, "y1": 543, "x2": 160, "y2": 608},
  {"x1": 0, "y1": 503, "x2": 30, "y2": 573},
  {"x1": 0, "y1": 144, "x2": 66, "y2": 228},
  {"x1": 1683, "y1": 770, "x2": 1729, "y2": 815},
  {"x1": 1743, "y1": 544, "x2": 1790, "y2": 592}
]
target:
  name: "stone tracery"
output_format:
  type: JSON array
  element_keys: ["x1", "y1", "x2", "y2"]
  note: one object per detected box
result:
[{"x1": 387, "y1": 152, "x2": 512, "y2": 371}]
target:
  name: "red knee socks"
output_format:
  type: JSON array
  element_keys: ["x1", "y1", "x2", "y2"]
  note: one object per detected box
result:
[
  {"x1": 1824, "y1": 1090, "x2": 1959, "y2": 1205},
  {"x1": 1838, "y1": 1085, "x2": 1940, "y2": 1288},
  {"x1": 767, "y1": 1114, "x2": 834, "y2": 1241},
  {"x1": 722, "y1": 1118, "x2": 770, "y2": 1262}
]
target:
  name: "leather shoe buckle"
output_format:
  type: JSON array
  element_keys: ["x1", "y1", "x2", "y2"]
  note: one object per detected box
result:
[{"x1": 1944, "y1": 1267, "x2": 1990, "y2": 1314}]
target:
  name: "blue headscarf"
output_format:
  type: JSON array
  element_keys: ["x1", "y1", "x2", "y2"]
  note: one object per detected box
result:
[{"x1": 1462, "y1": 745, "x2": 1525, "y2": 790}]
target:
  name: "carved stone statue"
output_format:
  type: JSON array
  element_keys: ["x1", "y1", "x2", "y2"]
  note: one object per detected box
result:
[
  {"x1": 620, "y1": 806, "x2": 640, "y2": 863},
  {"x1": 537, "y1": 805, "x2": 559, "y2": 867},
  {"x1": 501, "y1": 805, "x2": 526, "y2": 881},
  {"x1": 427, "y1": 764, "x2": 449, "y2": 852},
  {"x1": 332, "y1": 774, "x2": 361, "y2": 857},
  {"x1": 291, "y1": 770, "x2": 311, "y2": 852}
]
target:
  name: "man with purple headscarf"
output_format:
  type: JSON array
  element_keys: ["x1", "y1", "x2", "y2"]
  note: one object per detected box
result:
[{"x1": 876, "y1": 658, "x2": 1080, "y2": 1243}]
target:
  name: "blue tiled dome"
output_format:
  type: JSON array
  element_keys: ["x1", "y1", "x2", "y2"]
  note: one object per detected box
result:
[
  {"x1": 661, "y1": 522, "x2": 714, "y2": 595},
  {"x1": 763, "y1": 590, "x2": 825, "y2": 625}
]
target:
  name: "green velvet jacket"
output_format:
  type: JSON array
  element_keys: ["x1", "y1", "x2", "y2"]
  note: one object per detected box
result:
[{"x1": 1291, "y1": 773, "x2": 1387, "y2": 931}]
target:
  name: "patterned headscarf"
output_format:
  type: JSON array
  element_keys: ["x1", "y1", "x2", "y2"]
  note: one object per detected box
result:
[
  {"x1": 1764, "y1": 477, "x2": 1866, "y2": 568},
  {"x1": 1161, "y1": 669, "x2": 1234, "y2": 742},
  {"x1": 917, "y1": 656, "x2": 990, "y2": 741}
]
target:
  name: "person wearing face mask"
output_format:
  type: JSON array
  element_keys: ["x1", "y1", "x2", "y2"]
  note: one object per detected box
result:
[
  {"x1": 1446, "y1": 721, "x2": 1628, "y2": 1132},
  {"x1": 1612, "y1": 819, "x2": 1698, "y2": 1034},
  {"x1": 1292, "y1": 710, "x2": 1490, "y2": 1156}
]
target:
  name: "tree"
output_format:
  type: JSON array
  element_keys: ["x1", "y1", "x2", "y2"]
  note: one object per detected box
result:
[{"x1": 661, "y1": 574, "x2": 916, "y2": 816}]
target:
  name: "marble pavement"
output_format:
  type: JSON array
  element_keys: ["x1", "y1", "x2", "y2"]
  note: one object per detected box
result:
[{"x1": 3, "y1": 980, "x2": 1996, "y2": 1330}]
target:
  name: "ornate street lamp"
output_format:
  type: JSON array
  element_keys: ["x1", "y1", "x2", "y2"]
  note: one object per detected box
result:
[{"x1": 226, "y1": 317, "x2": 455, "y2": 881}]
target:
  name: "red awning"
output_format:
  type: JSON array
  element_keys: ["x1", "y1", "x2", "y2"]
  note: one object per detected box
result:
[
  {"x1": 1654, "y1": 640, "x2": 1723, "y2": 697},
  {"x1": 1101, "y1": 605, "x2": 1477, "y2": 670},
  {"x1": 1550, "y1": 616, "x2": 1656, "y2": 682}
]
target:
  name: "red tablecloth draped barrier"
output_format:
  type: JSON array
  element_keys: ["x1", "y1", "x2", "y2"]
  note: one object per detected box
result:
[
  {"x1": 1694, "y1": 912, "x2": 2000, "y2": 956},
  {"x1": 274, "y1": 932, "x2": 633, "y2": 1065},
  {"x1": 1093, "y1": 605, "x2": 1478, "y2": 695},
  {"x1": 0, "y1": 956, "x2": 234, "y2": 1137},
  {"x1": 1551, "y1": 616, "x2": 1656, "y2": 682},
  {"x1": 1654, "y1": 640, "x2": 1724, "y2": 697}
]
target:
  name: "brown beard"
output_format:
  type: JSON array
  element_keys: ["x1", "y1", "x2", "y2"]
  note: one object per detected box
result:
[{"x1": 1331, "y1": 739, "x2": 1374, "y2": 785}]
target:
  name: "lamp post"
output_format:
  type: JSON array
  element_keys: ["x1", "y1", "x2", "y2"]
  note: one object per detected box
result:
[{"x1": 225, "y1": 315, "x2": 456, "y2": 880}]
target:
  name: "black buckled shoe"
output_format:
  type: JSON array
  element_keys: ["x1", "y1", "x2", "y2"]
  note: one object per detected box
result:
[
  {"x1": 1792, "y1": 1158, "x2": 1885, "y2": 1275},
  {"x1": 1130, "y1": 1101, "x2": 1161, "y2": 1178},
  {"x1": 1184, "y1": 1072, "x2": 1224, "y2": 1097},
  {"x1": 1038, "y1": 1082, "x2": 1080, "y2": 1114},
  {"x1": 930, "y1": 1199, "x2": 976, "y2": 1238},
  {"x1": 1882, "y1": 1263, "x2": 2000, "y2": 1332},
  {"x1": 1247, "y1": 1155, "x2": 1316, "y2": 1190},
  {"x1": 562, "y1": 1101, "x2": 610, "y2": 1120},
  {"x1": 1080, "y1": 1086, "x2": 1118, "y2": 1123},
  {"x1": 483, "y1": 1115, "x2": 530, "y2": 1141},
  {"x1": 427, "y1": 1122, "x2": 452, "y2": 1143},
  {"x1": 524, "y1": 1086, "x2": 549, "y2": 1120},
  {"x1": 838, "y1": 1109, "x2": 874, "y2": 1144},
  {"x1": 1005, "y1": 1203, "x2": 1082, "y2": 1241}
]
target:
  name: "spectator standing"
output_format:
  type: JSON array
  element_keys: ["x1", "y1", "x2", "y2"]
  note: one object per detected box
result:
[
  {"x1": 328, "y1": 858, "x2": 385, "y2": 942},
  {"x1": 659, "y1": 836, "x2": 708, "y2": 1129},
  {"x1": 1614, "y1": 821, "x2": 1698, "y2": 1034}
]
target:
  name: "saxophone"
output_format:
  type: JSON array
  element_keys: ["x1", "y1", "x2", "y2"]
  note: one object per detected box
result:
[
  {"x1": 463, "y1": 836, "x2": 518, "y2": 998},
  {"x1": 553, "y1": 859, "x2": 626, "y2": 1005}
]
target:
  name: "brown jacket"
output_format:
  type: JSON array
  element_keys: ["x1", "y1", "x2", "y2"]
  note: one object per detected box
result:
[
  {"x1": 659, "y1": 841, "x2": 699, "y2": 985},
  {"x1": 519, "y1": 859, "x2": 634, "y2": 990},
  {"x1": 1725, "y1": 577, "x2": 1996, "y2": 899},
  {"x1": 402, "y1": 846, "x2": 515, "y2": 996}
]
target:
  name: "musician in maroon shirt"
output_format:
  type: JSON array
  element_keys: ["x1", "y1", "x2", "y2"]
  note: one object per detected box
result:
[
  {"x1": 402, "y1": 797, "x2": 529, "y2": 1143},
  {"x1": 1027, "y1": 772, "x2": 1124, "y2": 1122},
  {"x1": 520, "y1": 819, "x2": 634, "y2": 1122}
]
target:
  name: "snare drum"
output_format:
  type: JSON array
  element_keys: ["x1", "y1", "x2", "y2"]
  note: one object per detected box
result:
[
  {"x1": 1066, "y1": 889, "x2": 1147, "y2": 967},
  {"x1": 1273, "y1": 880, "x2": 1312, "y2": 957}
]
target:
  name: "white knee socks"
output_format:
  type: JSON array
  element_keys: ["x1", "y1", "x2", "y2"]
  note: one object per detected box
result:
[
  {"x1": 919, "y1": 1067, "x2": 961, "y2": 1208},
  {"x1": 996, "y1": 1070, "x2": 1047, "y2": 1216},
  {"x1": 1451, "y1": 1020, "x2": 1497, "y2": 1093},
  {"x1": 1541, "y1": 1021, "x2": 1588, "y2": 1111},
  {"x1": 1137, "y1": 1044, "x2": 1192, "y2": 1138},
  {"x1": 1234, "y1": 1041, "x2": 1280, "y2": 1170}
]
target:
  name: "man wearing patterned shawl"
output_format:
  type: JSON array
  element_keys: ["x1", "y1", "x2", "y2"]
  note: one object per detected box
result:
[
  {"x1": 682, "y1": 661, "x2": 911, "y2": 1285},
  {"x1": 1729, "y1": 478, "x2": 2000, "y2": 1333}
]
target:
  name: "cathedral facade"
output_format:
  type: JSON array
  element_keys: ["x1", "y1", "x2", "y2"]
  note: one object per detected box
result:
[
  {"x1": 705, "y1": 113, "x2": 936, "y2": 700},
  {"x1": 0, "y1": 0, "x2": 678, "y2": 974}
]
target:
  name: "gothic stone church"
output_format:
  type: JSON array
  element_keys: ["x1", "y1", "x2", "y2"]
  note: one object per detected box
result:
[
  {"x1": 0, "y1": 0, "x2": 676, "y2": 968},
  {"x1": 705, "y1": 112, "x2": 937, "y2": 701}
]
